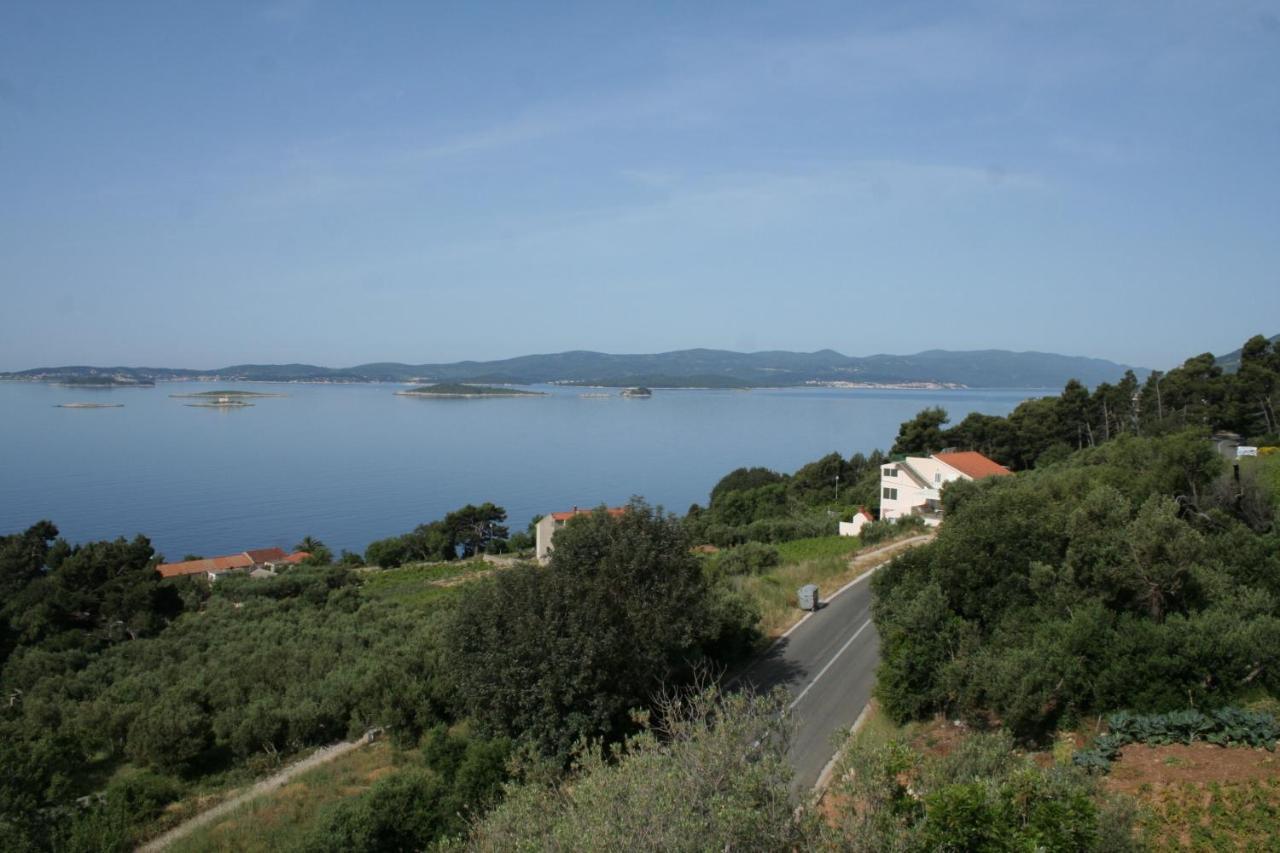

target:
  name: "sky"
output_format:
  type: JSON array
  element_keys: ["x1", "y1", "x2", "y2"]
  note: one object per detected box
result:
[{"x1": 1, "y1": 1, "x2": 1278, "y2": 372}]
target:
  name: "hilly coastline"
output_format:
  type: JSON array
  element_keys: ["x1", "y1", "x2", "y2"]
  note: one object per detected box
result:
[{"x1": 1, "y1": 347, "x2": 1148, "y2": 390}]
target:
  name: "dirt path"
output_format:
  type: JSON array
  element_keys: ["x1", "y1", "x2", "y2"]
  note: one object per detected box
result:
[
  {"x1": 837, "y1": 534, "x2": 933, "y2": 587},
  {"x1": 137, "y1": 730, "x2": 379, "y2": 852}
]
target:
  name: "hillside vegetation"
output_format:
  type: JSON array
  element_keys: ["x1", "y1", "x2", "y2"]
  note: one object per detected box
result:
[
  {"x1": 1, "y1": 345, "x2": 1147, "y2": 388},
  {"x1": 4, "y1": 333, "x2": 1278, "y2": 851}
]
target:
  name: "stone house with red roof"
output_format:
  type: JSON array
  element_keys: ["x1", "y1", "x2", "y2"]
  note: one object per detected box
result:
[{"x1": 535, "y1": 506, "x2": 626, "y2": 564}]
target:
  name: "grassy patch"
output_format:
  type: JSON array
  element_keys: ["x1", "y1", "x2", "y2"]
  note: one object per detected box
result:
[
  {"x1": 1137, "y1": 778, "x2": 1280, "y2": 851},
  {"x1": 166, "y1": 741, "x2": 403, "y2": 853},
  {"x1": 730, "y1": 534, "x2": 927, "y2": 639},
  {"x1": 359, "y1": 560, "x2": 484, "y2": 607},
  {"x1": 774, "y1": 535, "x2": 863, "y2": 564},
  {"x1": 1241, "y1": 452, "x2": 1280, "y2": 508},
  {"x1": 730, "y1": 536, "x2": 866, "y2": 638}
]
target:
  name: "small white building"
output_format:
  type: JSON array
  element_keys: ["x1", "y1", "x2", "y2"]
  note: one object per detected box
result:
[
  {"x1": 535, "y1": 506, "x2": 627, "y2": 564},
  {"x1": 838, "y1": 507, "x2": 876, "y2": 537},
  {"x1": 879, "y1": 451, "x2": 1012, "y2": 526}
]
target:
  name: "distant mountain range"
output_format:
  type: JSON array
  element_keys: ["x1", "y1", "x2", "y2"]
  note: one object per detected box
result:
[
  {"x1": 1216, "y1": 334, "x2": 1280, "y2": 372},
  {"x1": 1, "y1": 348, "x2": 1149, "y2": 389}
]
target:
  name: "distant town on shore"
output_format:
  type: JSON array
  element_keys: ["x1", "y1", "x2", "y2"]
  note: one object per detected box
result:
[{"x1": 0, "y1": 345, "x2": 1168, "y2": 390}]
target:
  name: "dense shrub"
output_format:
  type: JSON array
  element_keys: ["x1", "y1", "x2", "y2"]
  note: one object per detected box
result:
[
  {"x1": 686, "y1": 452, "x2": 885, "y2": 547},
  {"x1": 873, "y1": 432, "x2": 1280, "y2": 739},
  {"x1": 859, "y1": 514, "x2": 927, "y2": 546},
  {"x1": 295, "y1": 729, "x2": 510, "y2": 852},
  {"x1": 468, "y1": 687, "x2": 807, "y2": 851},
  {"x1": 442, "y1": 501, "x2": 757, "y2": 761},
  {"x1": 715, "y1": 541, "x2": 780, "y2": 575},
  {"x1": 826, "y1": 731, "x2": 1141, "y2": 852},
  {"x1": 0, "y1": 555, "x2": 456, "y2": 851}
]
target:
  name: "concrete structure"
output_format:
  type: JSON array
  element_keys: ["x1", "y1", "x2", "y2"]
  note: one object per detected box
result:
[
  {"x1": 535, "y1": 506, "x2": 626, "y2": 564},
  {"x1": 837, "y1": 507, "x2": 875, "y2": 537},
  {"x1": 1211, "y1": 432, "x2": 1244, "y2": 459},
  {"x1": 879, "y1": 450, "x2": 1012, "y2": 525},
  {"x1": 157, "y1": 548, "x2": 310, "y2": 581}
]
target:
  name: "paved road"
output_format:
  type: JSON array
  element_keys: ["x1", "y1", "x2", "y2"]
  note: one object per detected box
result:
[{"x1": 734, "y1": 554, "x2": 903, "y2": 792}]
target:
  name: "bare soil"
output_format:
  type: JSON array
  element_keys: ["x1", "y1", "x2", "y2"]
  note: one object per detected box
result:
[{"x1": 1105, "y1": 742, "x2": 1280, "y2": 794}]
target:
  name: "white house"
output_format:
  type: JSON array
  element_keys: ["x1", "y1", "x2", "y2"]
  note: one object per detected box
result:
[
  {"x1": 879, "y1": 450, "x2": 1012, "y2": 526},
  {"x1": 838, "y1": 507, "x2": 876, "y2": 537},
  {"x1": 535, "y1": 506, "x2": 627, "y2": 564}
]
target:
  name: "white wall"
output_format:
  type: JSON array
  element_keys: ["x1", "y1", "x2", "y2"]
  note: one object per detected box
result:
[
  {"x1": 535, "y1": 515, "x2": 559, "y2": 564},
  {"x1": 879, "y1": 456, "x2": 969, "y2": 521},
  {"x1": 838, "y1": 513, "x2": 872, "y2": 537}
]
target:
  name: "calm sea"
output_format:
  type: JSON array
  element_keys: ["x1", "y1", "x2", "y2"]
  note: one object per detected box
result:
[{"x1": 0, "y1": 381, "x2": 1033, "y2": 560}]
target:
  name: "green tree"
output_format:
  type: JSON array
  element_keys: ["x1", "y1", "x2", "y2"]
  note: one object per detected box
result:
[
  {"x1": 892, "y1": 406, "x2": 949, "y2": 455},
  {"x1": 442, "y1": 503, "x2": 509, "y2": 558},
  {"x1": 294, "y1": 536, "x2": 333, "y2": 565},
  {"x1": 443, "y1": 501, "x2": 751, "y2": 759},
  {"x1": 708, "y1": 466, "x2": 786, "y2": 506}
]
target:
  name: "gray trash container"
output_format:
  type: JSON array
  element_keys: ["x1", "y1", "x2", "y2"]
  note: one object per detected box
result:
[{"x1": 798, "y1": 583, "x2": 819, "y2": 611}]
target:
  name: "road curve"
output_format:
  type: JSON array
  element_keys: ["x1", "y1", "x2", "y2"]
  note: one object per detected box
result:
[{"x1": 734, "y1": 537, "x2": 929, "y2": 791}]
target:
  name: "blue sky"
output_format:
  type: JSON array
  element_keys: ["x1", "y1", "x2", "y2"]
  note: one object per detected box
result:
[{"x1": 2, "y1": 1, "x2": 1277, "y2": 371}]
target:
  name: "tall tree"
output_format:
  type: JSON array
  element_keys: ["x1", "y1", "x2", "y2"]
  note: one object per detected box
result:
[
  {"x1": 443, "y1": 501, "x2": 747, "y2": 760},
  {"x1": 442, "y1": 503, "x2": 509, "y2": 557},
  {"x1": 892, "y1": 407, "x2": 949, "y2": 455}
]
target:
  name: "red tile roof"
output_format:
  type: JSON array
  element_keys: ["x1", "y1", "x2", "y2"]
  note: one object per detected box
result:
[
  {"x1": 935, "y1": 451, "x2": 1013, "y2": 480},
  {"x1": 156, "y1": 553, "x2": 253, "y2": 578},
  {"x1": 244, "y1": 547, "x2": 289, "y2": 564},
  {"x1": 156, "y1": 546, "x2": 300, "y2": 578},
  {"x1": 551, "y1": 507, "x2": 628, "y2": 522}
]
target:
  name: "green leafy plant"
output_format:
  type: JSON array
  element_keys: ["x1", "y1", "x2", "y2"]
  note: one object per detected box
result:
[{"x1": 1074, "y1": 707, "x2": 1280, "y2": 772}]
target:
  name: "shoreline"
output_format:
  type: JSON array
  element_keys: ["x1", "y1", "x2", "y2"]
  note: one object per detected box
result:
[
  {"x1": 394, "y1": 390, "x2": 545, "y2": 399},
  {"x1": 4, "y1": 376, "x2": 1060, "y2": 392}
]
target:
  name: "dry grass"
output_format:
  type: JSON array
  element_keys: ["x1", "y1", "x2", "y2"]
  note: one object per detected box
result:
[
  {"x1": 1134, "y1": 778, "x2": 1280, "y2": 850},
  {"x1": 167, "y1": 741, "x2": 399, "y2": 853}
]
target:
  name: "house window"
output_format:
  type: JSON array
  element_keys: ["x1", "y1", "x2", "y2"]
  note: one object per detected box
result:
[
  {"x1": 883, "y1": 467, "x2": 897, "y2": 477},
  {"x1": 882, "y1": 487, "x2": 898, "y2": 500}
]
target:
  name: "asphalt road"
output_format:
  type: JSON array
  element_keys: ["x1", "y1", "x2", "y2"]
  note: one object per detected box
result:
[{"x1": 735, "y1": 572, "x2": 881, "y2": 792}]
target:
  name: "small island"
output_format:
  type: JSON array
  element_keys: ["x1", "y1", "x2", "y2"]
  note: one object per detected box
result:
[
  {"x1": 56, "y1": 402, "x2": 124, "y2": 409},
  {"x1": 170, "y1": 390, "x2": 287, "y2": 399},
  {"x1": 185, "y1": 398, "x2": 253, "y2": 408},
  {"x1": 395, "y1": 383, "x2": 546, "y2": 399},
  {"x1": 620, "y1": 386, "x2": 653, "y2": 398}
]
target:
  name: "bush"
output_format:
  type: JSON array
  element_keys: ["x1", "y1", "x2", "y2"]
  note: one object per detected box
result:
[
  {"x1": 715, "y1": 542, "x2": 781, "y2": 576},
  {"x1": 55, "y1": 771, "x2": 181, "y2": 853},
  {"x1": 442, "y1": 501, "x2": 756, "y2": 761},
  {"x1": 294, "y1": 768, "x2": 448, "y2": 853},
  {"x1": 871, "y1": 433, "x2": 1280, "y2": 738},
  {"x1": 826, "y1": 731, "x2": 1141, "y2": 851},
  {"x1": 468, "y1": 687, "x2": 808, "y2": 851},
  {"x1": 859, "y1": 515, "x2": 926, "y2": 546}
]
